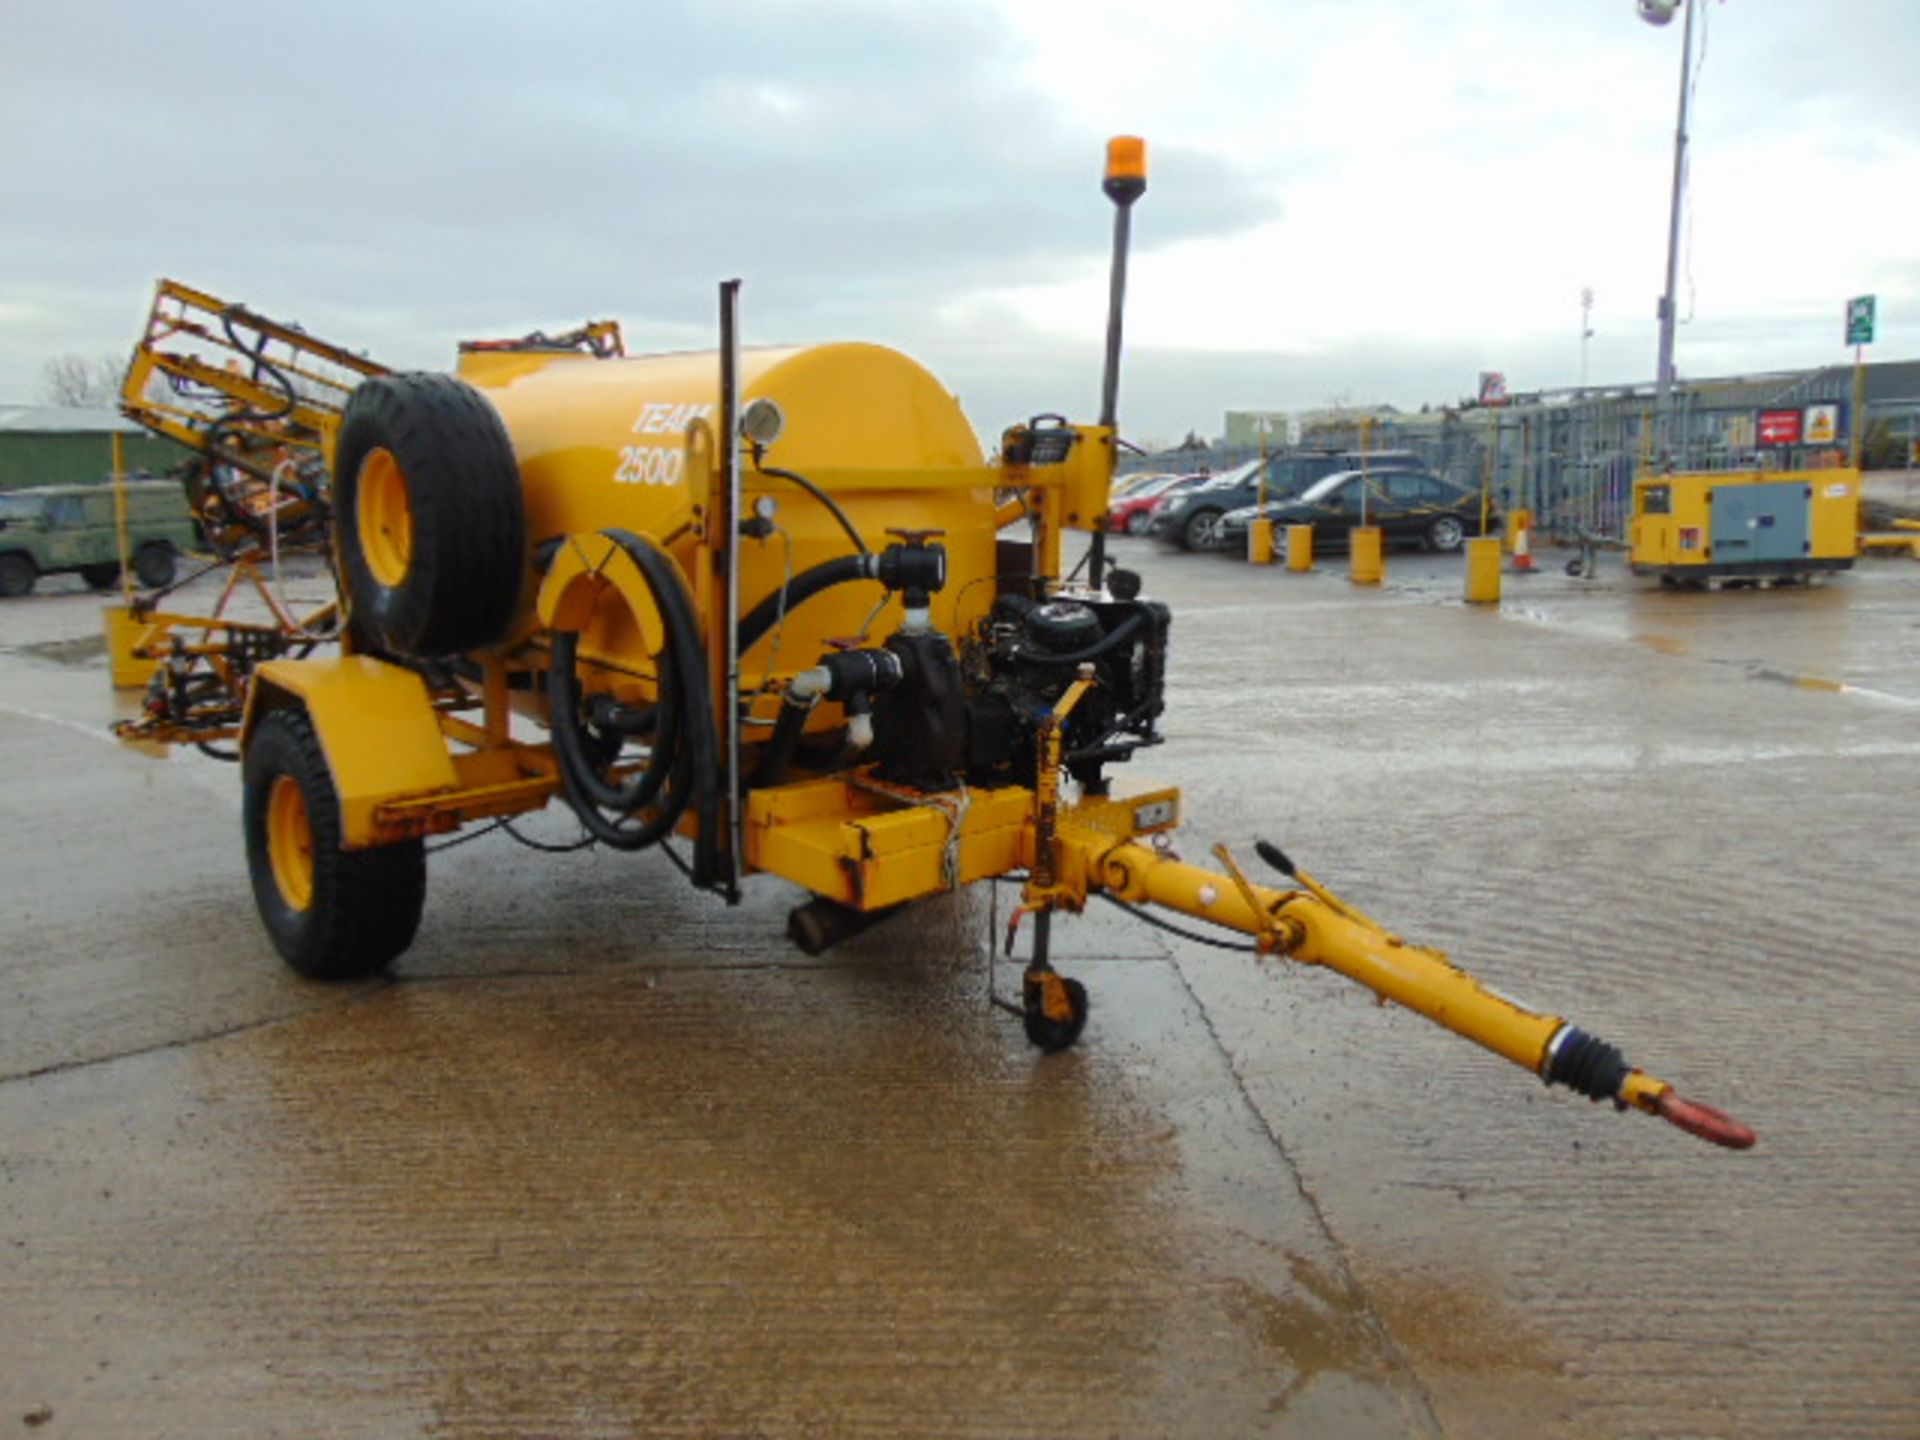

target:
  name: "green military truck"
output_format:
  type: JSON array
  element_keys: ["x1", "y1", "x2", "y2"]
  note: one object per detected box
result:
[{"x1": 0, "y1": 481, "x2": 198, "y2": 596}]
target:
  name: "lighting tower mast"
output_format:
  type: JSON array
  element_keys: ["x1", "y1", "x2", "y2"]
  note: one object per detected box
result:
[
  {"x1": 1581, "y1": 287, "x2": 1595, "y2": 388},
  {"x1": 1640, "y1": 0, "x2": 1698, "y2": 465}
]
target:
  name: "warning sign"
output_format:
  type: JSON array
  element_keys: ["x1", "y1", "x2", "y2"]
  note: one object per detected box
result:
[
  {"x1": 1758, "y1": 409, "x2": 1803, "y2": 447},
  {"x1": 1804, "y1": 403, "x2": 1840, "y2": 445}
]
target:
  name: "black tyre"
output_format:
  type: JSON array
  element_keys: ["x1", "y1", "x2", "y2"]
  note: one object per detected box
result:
[
  {"x1": 243, "y1": 707, "x2": 426, "y2": 980},
  {"x1": 335, "y1": 372, "x2": 526, "y2": 656},
  {"x1": 80, "y1": 562, "x2": 122, "y2": 591},
  {"x1": 1022, "y1": 970, "x2": 1089, "y2": 1054},
  {"x1": 0, "y1": 553, "x2": 38, "y2": 597},
  {"x1": 1426, "y1": 516, "x2": 1466, "y2": 553},
  {"x1": 1181, "y1": 508, "x2": 1223, "y2": 551},
  {"x1": 133, "y1": 543, "x2": 176, "y2": 589}
]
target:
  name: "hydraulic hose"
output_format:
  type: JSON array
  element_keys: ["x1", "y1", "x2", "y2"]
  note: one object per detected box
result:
[
  {"x1": 1022, "y1": 611, "x2": 1147, "y2": 667},
  {"x1": 201, "y1": 310, "x2": 305, "y2": 541},
  {"x1": 737, "y1": 553, "x2": 875, "y2": 653},
  {"x1": 737, "y1": 540, "x2": 948, "y2": 655},
  {"x1": 755, "y1": 464, "x2": 869, "y2": 558},
  {"x1": 747, "y1": 692, "x2": 813, "y2": 791},
  {"x1": 548, "y1": 529, "x2": 722, "y2": 887}
]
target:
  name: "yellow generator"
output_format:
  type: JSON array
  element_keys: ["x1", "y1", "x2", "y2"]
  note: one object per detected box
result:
[
  {"x1": 1629, "y1": 469, "x2": 1859, "y2": 586},
  {"x1": 110, "y1": 139, "x2": 1753, "y2": 1152}
]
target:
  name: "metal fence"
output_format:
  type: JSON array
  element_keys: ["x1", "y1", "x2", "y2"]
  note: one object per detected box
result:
[{"x1": 1125, "y1": 363, "x2": 1920, "y2": 544}]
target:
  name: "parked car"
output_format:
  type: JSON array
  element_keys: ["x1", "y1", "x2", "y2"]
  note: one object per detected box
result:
[
  {"x1": 1147, "y1": 450, "x2": 1430, "y2": 551},
  {"x1": 0, "y1": 481, "x2": 196, "y2": 596},
  {"x1": 1109, "y1": 472, "x2": 1206, "y2": 534},
  {"x1": 1109, "y1": 469, "x2": 1179, "y2": 499},
  {"x1": 1216, "y1": 468, "x2": 1494, "y2": 553}
]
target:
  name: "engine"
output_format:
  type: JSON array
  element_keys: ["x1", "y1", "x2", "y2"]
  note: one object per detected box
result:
[{"x1": 865, "y1": 572, "x2": 1168, "y2": 794}]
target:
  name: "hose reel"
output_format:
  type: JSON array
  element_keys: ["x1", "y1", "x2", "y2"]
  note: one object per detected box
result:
[{"x1": 544, "y1": 529, "x2": 722, "y2": 887}]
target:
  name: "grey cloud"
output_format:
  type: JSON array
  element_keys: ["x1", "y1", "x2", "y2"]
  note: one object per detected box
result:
[{"x1": 0, "y1": 0, "x2": 1276, "y2": 397}]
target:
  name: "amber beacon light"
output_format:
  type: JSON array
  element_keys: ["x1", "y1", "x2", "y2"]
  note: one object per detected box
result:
[{"x1": 1104, "y1": 136, "x2": 1147, "y2": 204}]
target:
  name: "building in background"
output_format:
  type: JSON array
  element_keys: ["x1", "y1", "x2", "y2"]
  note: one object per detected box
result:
[
  {"x1": 0, "y1": 406, "x2": 182, "y2": 492},
  {"x1": 1129, "y1": 359, "x2": 1920, "y2": 541}
]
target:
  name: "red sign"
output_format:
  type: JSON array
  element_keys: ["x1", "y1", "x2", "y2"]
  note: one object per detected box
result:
[{"x1": 1758, "y1": 409, "x2": 1803, "y2": 446}]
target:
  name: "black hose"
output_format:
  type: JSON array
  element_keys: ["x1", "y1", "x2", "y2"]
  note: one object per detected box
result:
[
  {"x1": 736, "y1": 552, "x2": 875, "y2": 653},
  {"x1": 551, "y1": 630, "x2": 683, "y2": 818},
  {"x1": 204, "y1": 310, "x2": 300, "y2": 524},
  {"x1": 502, "y1": 817, "x2": 597, "y2": 854},
  {"x1": 220, "y1": 310, "x2": 298, "y2": 422},
  {"x1": 755, "y1": 464, "x2": 869, "y2": 557},
  {"x1": 206, "y1": 309, "x2": 295, "y2": 480},
  {"x1": 748, "y1": 694, "x2": 813, "y2": 790},
  {"x1": 1021, "y1": 611, "x2": 1146, "y2": 667},
  {"x1": 548, "y1": 529, "x2": 722, "y2": 887},
  {"x1": 1094, "y1": 891, "x2": 1259, "y2": 953}
]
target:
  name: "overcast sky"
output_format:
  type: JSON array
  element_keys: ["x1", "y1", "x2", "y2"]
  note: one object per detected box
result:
[{"x1": 4, "y1": 0, "x2": 1916, "y2": 446}]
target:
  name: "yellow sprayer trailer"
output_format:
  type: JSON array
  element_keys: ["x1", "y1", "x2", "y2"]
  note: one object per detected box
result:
[
  {"x1": 1629, "y1": 468, "x2": 1860, "y2": 587},
  {"x1": 111, "y1": 139, "x2": 1753, "y2": 1152}
]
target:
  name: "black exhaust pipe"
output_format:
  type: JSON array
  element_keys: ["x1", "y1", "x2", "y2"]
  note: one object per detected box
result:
[{"x1": 786, "y1": 897, "x2": 906, "y2": 957}]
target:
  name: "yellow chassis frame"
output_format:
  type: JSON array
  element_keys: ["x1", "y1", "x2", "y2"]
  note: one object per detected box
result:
[{"x1": 234, "y1": 642, "x2": 1715, "y2": 1139}]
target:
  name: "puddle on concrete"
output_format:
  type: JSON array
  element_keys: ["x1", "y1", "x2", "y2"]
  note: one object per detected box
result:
[
  {"x1": 1633, "y1": 632, "x2": 1689, "y2": 656},
  {"x1": 14, "y1": 633, "x2": 108, "y2": 666},
  {"x1": 1, "y1": 943, "x2": 1433, "y2": 1438}
]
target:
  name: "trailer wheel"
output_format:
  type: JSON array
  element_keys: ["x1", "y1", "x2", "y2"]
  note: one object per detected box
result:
[
  {"x1": 1021, "y1": 969, "x2": 1089, "y2": 1054},
  {"x1": 243, "y1": 707, "x2": 425, "y2": 979},
  {"x1": 335, "y1": 373, "x2": 525, "y2": 656}
]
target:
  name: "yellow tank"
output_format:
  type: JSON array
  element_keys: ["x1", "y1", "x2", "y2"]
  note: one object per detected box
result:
[{"x1": 458, "y1": 342, "x2": 999, "y2": 702}]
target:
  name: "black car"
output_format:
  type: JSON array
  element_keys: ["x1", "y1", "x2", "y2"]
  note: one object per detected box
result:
[
  {"x1": 1146, "y1": 449, "x2": 1429, "y2": 551},
  {"x1": 1216, "y1": 468, "x2": 1494, "y2": 553}
]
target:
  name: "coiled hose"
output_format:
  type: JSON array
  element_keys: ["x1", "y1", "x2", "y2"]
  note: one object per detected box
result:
[{"x1": 547, "y1": 529, "x2": 722, "y2": 887}]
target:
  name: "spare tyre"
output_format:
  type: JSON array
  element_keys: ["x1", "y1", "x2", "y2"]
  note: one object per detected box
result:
[{"x1": 335, "y1": 372, "x2": 526, "y2": 656}]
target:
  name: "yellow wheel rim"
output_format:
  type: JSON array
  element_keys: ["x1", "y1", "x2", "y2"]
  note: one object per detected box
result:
[
  {"x1": 267, "y1": 774, "x2": 315, "y2": 913},
  {"x1": 356, "y1": 446, "x2": 413, "y2": 589}
]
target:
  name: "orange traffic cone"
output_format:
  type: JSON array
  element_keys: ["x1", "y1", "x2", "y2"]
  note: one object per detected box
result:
[{"x1": 1512, "y1": 519, "x2": 1535, "y2": 573}]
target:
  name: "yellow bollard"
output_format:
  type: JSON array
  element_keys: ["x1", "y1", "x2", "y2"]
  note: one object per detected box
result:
[
  {"x1": 104, "y1": 604, "x2": 159, "y2": 689},
  {"x1": 1349, "y1": 527, "x2": 1383, "y2": 585},
  {"x1": 1464, "y1": 537, "x2": 1502, "y2": 604},
  {"x1": 1248, "y1": 517, "x2": 1274, "y2": 565},
  {"x1": 1504, "y1": 507, "x2": 1532, "y2": 554},
  {"x1": 1286, "y1": 524, "x2": 1314, "y2": 572}
]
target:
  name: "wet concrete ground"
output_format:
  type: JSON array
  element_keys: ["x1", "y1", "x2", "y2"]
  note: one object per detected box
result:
[{"x1": 2, "y1": 543, "x2": 1917, "y2": 1437}]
